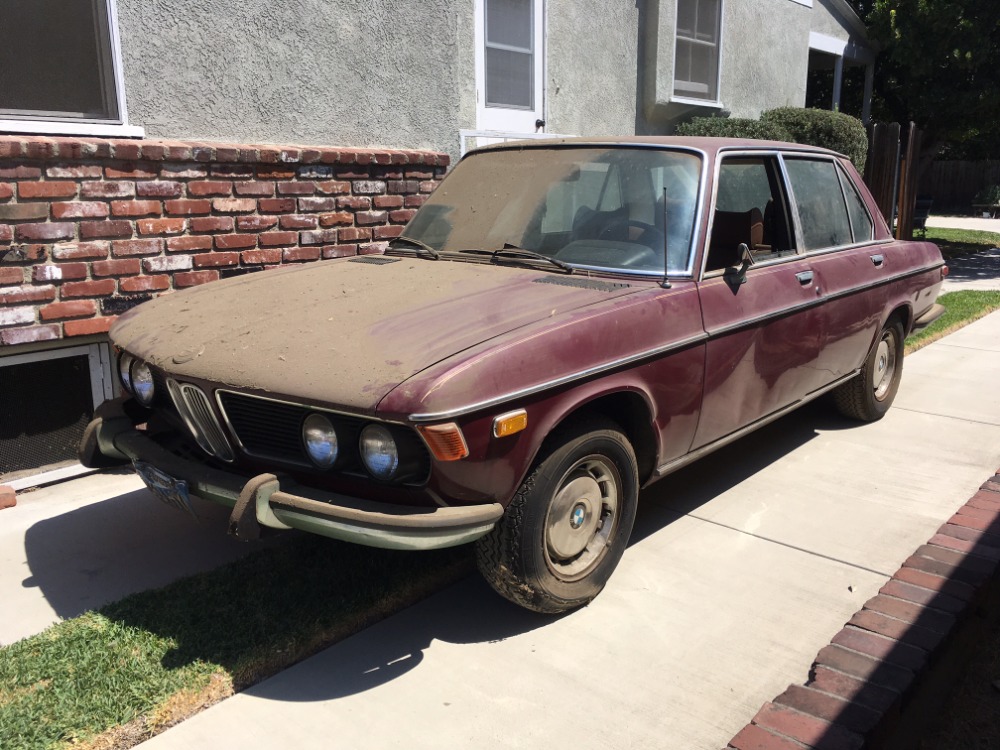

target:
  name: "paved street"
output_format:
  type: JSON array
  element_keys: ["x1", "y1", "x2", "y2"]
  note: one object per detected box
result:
[{"x1": 926, "y1": 215, "x2": 1000, "y2": 292}]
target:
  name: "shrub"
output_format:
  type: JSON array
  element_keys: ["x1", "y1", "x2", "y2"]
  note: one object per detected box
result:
[
  {"x1": 761, "y1": 107, "x2": 868, "y2": 171},
  {"x1": 675, "y1": 117, "x2": 792, "y2": 142},
  {"x1": 973, "y1": 184, "x2": 1000, "y2": 205}
]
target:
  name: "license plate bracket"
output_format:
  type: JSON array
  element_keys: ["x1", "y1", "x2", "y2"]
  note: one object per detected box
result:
[{"x1": 134, "y1": 461, "x2": 197, "y2": 518}]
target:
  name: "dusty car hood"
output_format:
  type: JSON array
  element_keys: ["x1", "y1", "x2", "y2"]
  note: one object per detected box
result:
[{"x1": 111, "y1": 257, "x2": 639, "y2": 412}]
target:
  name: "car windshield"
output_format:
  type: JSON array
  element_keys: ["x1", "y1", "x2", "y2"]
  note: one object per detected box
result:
[{"x1": 401, "y1": 147, "x2": 702, "y2": 275}]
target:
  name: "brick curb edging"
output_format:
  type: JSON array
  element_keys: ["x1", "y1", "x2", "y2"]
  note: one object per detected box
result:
[{"x1": 727, "y1": 468, "x2": 1000, "y2": 750}]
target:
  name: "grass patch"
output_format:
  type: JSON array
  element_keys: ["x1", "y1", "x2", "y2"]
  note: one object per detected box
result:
[
  {"x1": 924, "y1": 227, "x2": 1000, "y2": 260},
  {"x1": 904, "y1": 290, "x2": 1000, "y2": 354},
  {"x1": 0, "y1": 536, "x2": 471, "y2": 750}
]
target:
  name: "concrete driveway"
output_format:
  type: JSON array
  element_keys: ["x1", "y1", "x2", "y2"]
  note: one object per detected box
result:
[{"x1": 126, "y1": 312, "x2": 1000, "y2": 750}]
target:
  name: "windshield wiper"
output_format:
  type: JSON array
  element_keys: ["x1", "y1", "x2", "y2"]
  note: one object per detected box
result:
[
  {"x1": 387, "y1": 235, "x2": 440, "y2": 260},
  {"x1": 458, "y1": 245, "x2": 572, "y2": 274}
]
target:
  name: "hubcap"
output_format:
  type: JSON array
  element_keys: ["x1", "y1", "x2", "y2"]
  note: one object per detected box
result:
[
  {"x1": 873, "y1": 331, "x2": 897, "y2": 401},
  {"x1": 545, "y1": 456, "x2": 620, "y2": 581}
]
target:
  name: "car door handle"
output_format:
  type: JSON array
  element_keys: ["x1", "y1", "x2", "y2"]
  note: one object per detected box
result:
[
  {"x1": 871, "y1": 254, "x2": 885, "y2": 267},
  {"x1": 795, "y1": 270, "x2": 814, "y2": 285}
]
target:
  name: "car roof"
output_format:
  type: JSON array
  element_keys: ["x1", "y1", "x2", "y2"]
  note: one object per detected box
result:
[{"x1": 469, "y1": 136, "x2": 847, "y2": 161}]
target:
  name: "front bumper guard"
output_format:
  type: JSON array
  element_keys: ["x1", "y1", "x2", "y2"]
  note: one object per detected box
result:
[{"x1": 82, "y1": 401, "x2": 503, "y2": 551}]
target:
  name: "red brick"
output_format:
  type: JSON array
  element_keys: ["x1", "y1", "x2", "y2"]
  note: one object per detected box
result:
[
  {"x1": 175, "y1": 270, "x2": 219, "y2": 287},
  {"x1": 80, "y1": 220, "x2": 133, "y2": 239},
  {"x1": 901, "y1": 555, "x2": 988, "y2": 591},
  {"x1": 404, "y1": 195, "x2": 426, "y2": 208},
  {"x1": 137, "y1": 218, "x2": 186, "y2": 235},
  {"x1": 234, "y1": 181, "x2": 274, "y2": 197},
  {"x1": 259, "y1": 198, "x2": 295, "y2": 213},
  {"x1": 946, "y1": 509, "x2": 1000, "y2": 533},
  {"x1": 339, "y1": 227, "x2": 371, "y2": 242},
  {"x1": 92, "y1": 259, "x2": 141, "y2": 277},
  {"x1": 405, "y1": 169, "x2": 434, "y2": 180},
  {"x1": 807, "y1": 666, "x2": 900, "y2": 714},
  {"x1": 0, "y1": 224, "x2": 10, "y2": 241},
  {"x1": 937, "y1": 521, "x2": 1000, "y2": 548},
  {"x1": 111, "y1": 200, "x2": 162, "y2": 218},
  {"x1": 212, "y1": 198, "x2": 256, "y2": 214},
  {"x1": 193, "y1": 252, "x2": 240, "y2": 268},
  {"x1": 318, "y1": 212, "x2": 352, "y2": 227},
  {"x1": 52, "y1": 241, "x2": 109, "y2": 260},
  {"x1": 190, "y1": 216, "x2": 235, "y2": 233},
  {"x1": 751, "y1": 703, "x2": 863, "y2": 750},
  {"x1": 814, "y1": 645, "x2": 914, "y2": 693},
  {"x1": 982, "y1": 476, "x2": 1000, "y2": 493},
  {"x1": 241, "y1": 249, "x2": 282, "y2": 264},
  {"x1": 277, "y1": 181, "x2": 315, "y2": 195},
  {"x1": 143, "y1": 256, "x2": 193, "y2": 273},
  {"x1": 112, "y1": 238, "x2": 164, "y2": 257},
  {"x1": 298, "y1": 197, "x2": 338, "y2": 212},
  {"x1": 0, "y1": 307, "x2": 34, "y2": 326},
  {"x1": 728, "y1": 724, "x2": 803, "y2": 750},
  {"x1": 64, "y1": 316, "x2": 114, "y2": 336},
  {"x1": 81, "y1": 181, "x2": 135, "y2": 199},
  {"x1": 137, "y1": 181, "x2": 183, "y2": 198},
  {"x1": 32, "y1": 263, "x2": 87, "y2": 282},
  {"x1": 10, "y1": 244, "x2": 49, "y2": 261},
  {"x1": 299, "y1": 229, "x2": 338, "y2": 245},
  {"x1": 18, "y1": 181, "x2": 78, "y2": 199},
  {"x1": 337, "y1": 196, "x2": 370, "y2": 210},
  {"x1": 373, "y1": 225, "x2": 403, "y2": 240},
  {"x1": 322, "y1": 244, "x2": 358, "y2": 259},
  {"x1": 237, "y1": 215, "x2": 278, "y2": 231},
  {"x1": 0, "y1": 267, "x2": 23, "y2": 285},
  {"x1": 862, "y1": 594, "x2": 956, "y2": 633},
  {"x1": 16, "y1": 223, "x2": 75, "y2": 242},
  {"x1": 167, "y1": 235, "x2": 213, "y2": 252},
  {"x1": 359, "y1": 242, "x2": 388, "y2": 255},
  {"x1": 215, "y1": 234, "x2": 256, "y2": 250},
  {"x1": 0, "y1": 324, "x2": 60, "y2": 346},
  {"x1": 40, "y1": 299, "x2": 97, "y2": 320},
  {"x1": 284, "y1": 247, "x2": 320, "y2": 262},
  {"x1": 831, "y1": 627, "x2": 927, "y2": 671},
  {"x1": 280, "y1": 214, "x2": 318, "y2": 230},
  {"x1": 848, "y1": 609, "x2": 945, "y2": 652},
  {"x1": 0, "y1": 165, "x2": 40, "y2": 179},
  {"x1": 927, "y1": 533, "x2": 1000, "y2": 562},
  {"x1": 121, "y1": 275, "x2": 170, "y2": 293},
  {"x1": 110, "y1": 142, "x2": 142, "y2": 161},
  {"x1": 879, "y1": 580, "x2": 966, "y2": 613},
  {"x1": 356, "y1": 210, "x2": 388, "y2": 226},
  {"x1": 774, "y1": 684, "x2": 882, "y2": 734},
  {"x1": 0, "y1": 285, "x2": 56, "y2": 305},
  {"x1": 259, "y1": 231, "x2": 296, "y2": 247},
  {"x1": 188, "y1": 180, "x2": 233, "y2": 196},
  {"x1": 388, "y1": 179, "x2": 418, "y2": 194},
  {"x1": 955, "y1": 503, "x2": 1000, "y2": 523},
  {"x1": 373, "y1": 195, "x2": 404, "y2": 209},
  {"x1": 52, "y1": 201, "x2": 109, "y2": 219},
  {"x1": 316, "y1": 180, "x2": 350, "y2": 195},
  {"x1": 969, "y1": 489, "x2": 1000, "y2": 506},
  {"x1": 160, "y1": 162, "x2": 204, "y2": 178},
  {"x1": 104, "y1": 163, "x2": 158, "y2": 179},
  {"x1": 46, "y1": 165, "x2": 102, "y2": 179},
  {"x1": 0, "y1": 183, "x2": 12, "y2": 201},
  {"x1": 419, "y1": 181, "x2": 437, "y2": 193},
  {"x1": 62, "y1": 279, "x2": 117, "y2": 298},
  {"x1": 257, "y1": 166, "x2": 296, "y2": 179},
  {"x1": 165, "y1": 199, "x2": 212, "y2": 216},
  {"x1": 389, "y1": 209, "x2": 417, "y2": 223}
]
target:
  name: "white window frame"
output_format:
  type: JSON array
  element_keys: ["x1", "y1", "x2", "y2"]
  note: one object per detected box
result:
[
  {"x1": 0, "y1": 0, "x2": 143, "y2": 138},
  {"x1": 671, "y1": 0, "x2": 725, "y2": 108},
  {"x1": 474, "y1": 0, "x2": 546, "y2": 135}
]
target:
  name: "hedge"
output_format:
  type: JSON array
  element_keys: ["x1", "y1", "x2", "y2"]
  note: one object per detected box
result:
[
  {"x1": 761, "y1": 107, "x2": 868, "y2": 171},
  {"x1": 675, "y1": 117, "x2": 792, "y2": 142}
]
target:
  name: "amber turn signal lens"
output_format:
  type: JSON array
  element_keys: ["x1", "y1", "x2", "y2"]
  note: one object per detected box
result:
[
  {"x1": 941, "y1": 265, "x2": 949, "y2": 278},
  {"x1": 492, "y1": 409, "x2": 528, "y2": 438},
  {"x1": 416, "y1": 423, "x2": 470, "y2": 462}
]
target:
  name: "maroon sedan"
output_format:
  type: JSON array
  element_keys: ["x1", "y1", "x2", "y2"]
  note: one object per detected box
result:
[{"x1": 80, "y1": 138, "x2": 945, "y2": 613}]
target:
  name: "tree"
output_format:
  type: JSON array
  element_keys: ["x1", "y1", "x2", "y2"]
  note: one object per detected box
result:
[{"x1": 850, "y1": 0, "x2": 1000, "y2": 163}]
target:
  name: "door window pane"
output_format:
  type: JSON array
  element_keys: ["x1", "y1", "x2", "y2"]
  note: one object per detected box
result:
[
  {"x1": 485, "y1": 0, "x2": 533, "y2": 109},
  {"x1": 0, "y1": 0, "x2": 120, "y2": 121},
  {"x1": 785, "y1": 159, "x2": 854, "y2": 251}
]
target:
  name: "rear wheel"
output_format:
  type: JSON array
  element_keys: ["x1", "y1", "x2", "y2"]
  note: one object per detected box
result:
[
  {"x1": 834, "y1": 318, "x2": 905, "y2": 421},
  {"x1": 476, "y1": 417, "x2": 638, "y2": 613}
]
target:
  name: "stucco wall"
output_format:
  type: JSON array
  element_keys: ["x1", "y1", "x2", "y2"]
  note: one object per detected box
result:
[
  {"x1": 810, "y1": 0, "x2": 859, "y2": 40},
  {"x1": 117, "y1": 0, "x2": 473, "y2": 157},
  {"x1": 545, "y1": 1, "x2": 643, "y2": 138}
]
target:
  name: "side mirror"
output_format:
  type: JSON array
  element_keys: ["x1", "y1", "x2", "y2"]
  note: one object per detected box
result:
[{"x1": 724, "y1": 243, "x2": 755, "y2": 288}]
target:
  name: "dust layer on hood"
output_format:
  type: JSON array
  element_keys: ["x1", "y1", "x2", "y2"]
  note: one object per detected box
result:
[{"x1": 110, "y1": 257, "x2": 639, "y2": 412}]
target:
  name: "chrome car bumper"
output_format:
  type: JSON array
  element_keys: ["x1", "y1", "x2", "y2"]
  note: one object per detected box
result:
[{"x1": 80, "y1": 398, "x2": 503, "y2": 551}]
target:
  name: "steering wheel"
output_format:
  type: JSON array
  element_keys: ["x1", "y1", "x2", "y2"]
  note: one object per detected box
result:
[{"x1": 597, "y1": 219, "x2": 665, "y2": 250}]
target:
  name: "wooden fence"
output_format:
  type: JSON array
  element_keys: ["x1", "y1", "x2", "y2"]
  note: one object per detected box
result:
[
  {"x1": 918, "y1": 160, "x2": 1000, "y2": 214},
  {"x1": 863, "y1": 122, "x2": 923, "y2": 241}
]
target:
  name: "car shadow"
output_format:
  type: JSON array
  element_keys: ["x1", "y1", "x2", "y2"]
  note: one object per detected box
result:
[{"x1": 941, "y1": 247, "x2": 1000, "y2": 285}]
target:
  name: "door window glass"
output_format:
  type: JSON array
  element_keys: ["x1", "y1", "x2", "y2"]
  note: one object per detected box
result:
[{"x1": 784, "y1": 158, "x2": 854, "y2": 251}]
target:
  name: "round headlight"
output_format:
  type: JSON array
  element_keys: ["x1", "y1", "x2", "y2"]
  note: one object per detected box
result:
[
  {"x1": 303, "y1": 413, "x2": 338, "y2": 468},
  {"x1": 359, "y1": 424, "x2": 399, "y2": 480},
  {"x1": 119, "y1": 353, "x2": 134, "y2": 393},
  {"x1": 131, "y1": 360, "x2": 155, "y2": 406}
]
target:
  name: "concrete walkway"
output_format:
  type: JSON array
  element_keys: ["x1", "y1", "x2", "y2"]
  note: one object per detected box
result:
[{"x1": 130, "y1": 312, "x2": 1000, "y2": 750}]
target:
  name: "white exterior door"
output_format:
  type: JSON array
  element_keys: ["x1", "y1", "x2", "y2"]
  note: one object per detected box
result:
[{"x1": 474, "y1": 0, "x2": 545, "y2": 134}]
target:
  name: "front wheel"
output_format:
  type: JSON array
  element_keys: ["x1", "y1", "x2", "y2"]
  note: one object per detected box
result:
[
  {"x1": 476, "y1": 417, "x2": 639, "y2": 613},
  {"x1": 834, "y1": 318, "x2": 905, "y2": 422}
]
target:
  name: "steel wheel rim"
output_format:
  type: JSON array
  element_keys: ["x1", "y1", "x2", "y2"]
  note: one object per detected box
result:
[
  {"x1": 544, "y1": 455, "x2": 620, "y2": 581},
  {"x1": 873, "y1": 329, "x2": 897, "y2": 401}
]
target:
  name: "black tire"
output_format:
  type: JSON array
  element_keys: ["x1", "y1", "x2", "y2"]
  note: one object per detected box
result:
[
  {"x1": 834, "y1": 318, "x2": 905, "y2": 422},
  {"x1": 475, "y1": 416, "x2": 639, "y2": 613}
]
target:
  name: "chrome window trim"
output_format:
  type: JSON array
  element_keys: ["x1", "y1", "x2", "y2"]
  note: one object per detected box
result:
[{"x1": 408, "y1": 330, "x2": 709, "y2": 422}]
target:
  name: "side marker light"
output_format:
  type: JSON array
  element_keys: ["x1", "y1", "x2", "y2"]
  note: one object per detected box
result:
[{"x1": 493, "y1": 409, "x2": 528, "y2": 438}]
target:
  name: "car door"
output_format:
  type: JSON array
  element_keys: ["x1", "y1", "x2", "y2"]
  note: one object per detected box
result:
[{"x1": 692, "y1": 153, "x2": 827, "y2": 448}]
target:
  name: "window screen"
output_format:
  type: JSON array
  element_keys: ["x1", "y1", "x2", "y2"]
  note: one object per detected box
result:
[
  {"x1": 485, "y1": 0, "x2": 534, "y2": 109},
  {"x1": 0, "y1": 0, "x2": 120, "y2": 122},
  {"x1": 837, "y1": 167, "x2": 874, "y2": 243},
  {"x1": 674, "y1": 0, "x2": 722, "y2": 101},
  {"x1": 784, "y1": 159, "x2": 854, "y2": 251}
]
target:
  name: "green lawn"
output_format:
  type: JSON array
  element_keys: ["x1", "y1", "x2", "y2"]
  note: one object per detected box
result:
[{"x1": 905, "y1": 290, "x2": 1000, "y2": 353}]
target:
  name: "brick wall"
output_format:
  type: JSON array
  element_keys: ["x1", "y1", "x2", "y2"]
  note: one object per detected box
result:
[{"x1": 0, "y1": 136, "x2": 449, "y2": 347}]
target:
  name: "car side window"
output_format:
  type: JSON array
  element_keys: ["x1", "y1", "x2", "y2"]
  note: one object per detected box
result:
[
  {"x1": 783, "y1": 158, "x2": 854, "y2": 251},
  {"x1": 837, "y1": 165, "x2": 874, "y2": 244},
  {"x1": 706, "y1": 156, "x2": 794, "y2": 272}
]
